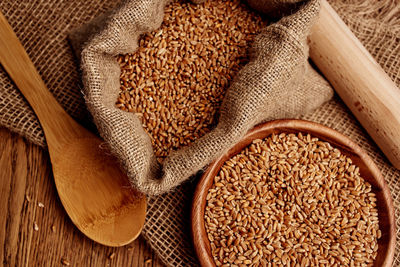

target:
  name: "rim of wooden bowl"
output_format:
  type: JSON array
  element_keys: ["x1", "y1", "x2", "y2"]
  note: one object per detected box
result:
[{"x1": 191, "y1": 119, "x2": 395, "y2": 267}]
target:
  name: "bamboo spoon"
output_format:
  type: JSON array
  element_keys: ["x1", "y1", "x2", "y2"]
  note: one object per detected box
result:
[
  {"x1": 309, "y1": 0, "x2": 400, "y2": 169},
  {"x1": 0, "y1": 12, "x2": 146, "y2": 247}
]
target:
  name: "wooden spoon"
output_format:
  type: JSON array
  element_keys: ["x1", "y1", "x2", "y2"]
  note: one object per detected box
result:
[
  {"x1": 192, "y1": 119, "x2": 395, "y2": 266},
  {"x1": 0, "y1": 12, "x2": 146, "y2": 247}
]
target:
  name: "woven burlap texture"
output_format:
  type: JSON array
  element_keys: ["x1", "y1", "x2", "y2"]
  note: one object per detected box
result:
[
  {"x1": 75, "y1": 0, "x2": 331, "y2": 196},
  {"x1": 0, "y1": 1, "x2": 120, "y2": 147},
  {"x1": 1, "y1": 0, "x2": 399, "y2": 266}
]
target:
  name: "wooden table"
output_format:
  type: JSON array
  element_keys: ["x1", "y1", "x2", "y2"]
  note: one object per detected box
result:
[{"x1": 0, "y1": 127, "x2": 163, "y2": 266}]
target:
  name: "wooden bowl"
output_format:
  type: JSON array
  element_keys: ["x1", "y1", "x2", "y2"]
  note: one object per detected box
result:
[{"x1": 191, "y1": 119, "x2": 395, "y2": 267}]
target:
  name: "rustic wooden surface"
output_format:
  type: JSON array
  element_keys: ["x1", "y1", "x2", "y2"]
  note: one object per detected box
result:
[{"x1": 0, "y1": 127, "x2": 164, "y2": 267}]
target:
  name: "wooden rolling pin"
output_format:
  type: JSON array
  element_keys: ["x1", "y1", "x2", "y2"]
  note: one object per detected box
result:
[{"x1": 308, "y1": 0, "x2": 400, "y2": 169}]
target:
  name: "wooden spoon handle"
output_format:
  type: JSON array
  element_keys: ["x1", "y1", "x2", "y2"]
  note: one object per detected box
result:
[
  {"x1": 0, "y1": 12, "x2": 84, "y2": 149},
  {"x1": 309, "y1": 0, "x2": 400, "y2": 169}
]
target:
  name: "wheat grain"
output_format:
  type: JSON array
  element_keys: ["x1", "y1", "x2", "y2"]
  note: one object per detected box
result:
[
  {"x1": 117, "y1": 0, "x2": 265, "y2": 162},
  {"x1": 205, "y1": 132, "x2": 381, "y2": 266}
]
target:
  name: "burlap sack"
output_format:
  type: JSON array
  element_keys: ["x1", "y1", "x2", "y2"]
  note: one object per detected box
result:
[
  {"x1": 1, "y1": 0, "x2": 399, "y2": 266},
  {"x1": 72, "y1": 0, "x2": 331, "y2": 196},
  {"x1": 69, "y1": 1, "x2": 333, "y2": 264}
]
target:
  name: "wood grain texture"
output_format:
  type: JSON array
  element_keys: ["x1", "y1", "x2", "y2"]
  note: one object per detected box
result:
[
  {"x1": 309, "y1": 0, "x2": 400, "y2": 169},
  {"x1": 192, "y1": 119, "x2": 395, "y2": 267},
  {"x1": 0, "y1": 127, "x2": 164, "y2": 267}
]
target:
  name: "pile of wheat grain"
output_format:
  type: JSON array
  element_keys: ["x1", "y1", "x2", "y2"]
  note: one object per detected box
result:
[
  {"x1": 205, "y1": 132, "x2": 381, "y2": 266},
  {"x1": 117, "y1": 0, "x2": 266, "y2": 162}
]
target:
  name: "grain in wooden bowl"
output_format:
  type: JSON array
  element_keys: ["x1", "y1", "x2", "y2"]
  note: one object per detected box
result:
[
  {"x1": 192, "y1": 119, "x2": 395, "y2": 267},
  {"x1": 116, "y1": 0, "x2": 266, "y2": 162}
]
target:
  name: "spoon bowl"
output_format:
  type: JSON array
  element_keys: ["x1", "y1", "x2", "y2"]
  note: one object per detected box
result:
[
  {"x1": 0, "y1": 11, "x2": 146, "y2": 246},
  {"x1": 53, "y1": 135, "x2": 146, "y2": 246}
]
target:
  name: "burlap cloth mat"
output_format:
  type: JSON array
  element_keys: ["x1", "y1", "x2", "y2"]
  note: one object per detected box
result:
[{"x1": 0, "y1": 0, "x2": 399, "y2": 266}]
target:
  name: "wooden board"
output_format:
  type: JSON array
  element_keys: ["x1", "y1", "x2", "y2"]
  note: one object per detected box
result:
[{"x1": 0, "y1": 127, "x2": 164, "y2": 266}]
